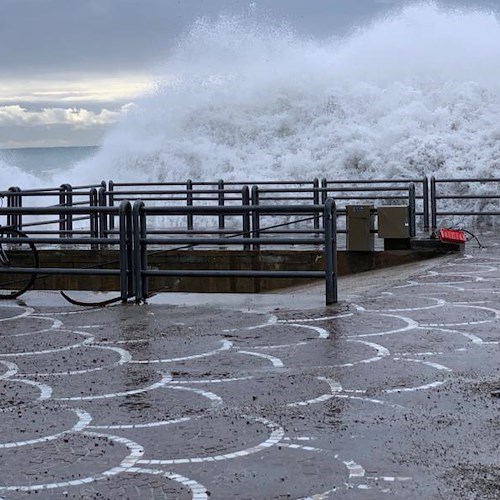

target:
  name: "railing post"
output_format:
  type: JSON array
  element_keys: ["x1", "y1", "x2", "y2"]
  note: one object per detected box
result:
[
  {"x1": 59, "y1": 184, "x2": 73, "y2": 239},
  {"x1": 7, "y1": 187, "x2": 21, "y2": 231},
  {"x1": 320, "y1": 178, "x2": 327, "y2": 230},
  {"x1": 218, "y1": 179, "x2": 225, "y2": 231},
  {"x1": 313, "y1": 178, "x2": 320, "y2": 236},
  {"x1": 430, "y1": 176, "x2": 437, "y2": 233},
  {"x1": 108, "y1": 180, "x2": 115, "y2": 231},
  {"x1": 132, "y1": 201, "x2": 146, "y2": 303},
  {"x1": 242, "y1": 186, "x2": 250, "y2": 251},
  {"x1": 320, "y1": 178, "x2": 328, "y2": 204},
  {"x1": 89, "y1": 188, "x2": 98, "y2": 249},
  {"x1": 324, "y1": 198, "x2": 337, "y2": 305},
  {"x1": 98, "y1": 186, "x2": 108, "y2": 242},
  {"x1": 118, "y1": 201, "x2": 132, "y2": 302},
  {"x1": 186, "y1": 179, "x2": 193, "y2": 231},
  {"x1": 422, "y1": 176, "x2": 429, "y2": 232},
  {"x1": 251, "y1": 185, "x2": 260, "y2": 250},
  {"x1": 409, "y1": 182, "x2": 416, "y2": 238}
]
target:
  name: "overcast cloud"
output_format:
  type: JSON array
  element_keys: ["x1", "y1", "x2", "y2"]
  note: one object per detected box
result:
[{"x1": 0, "y1": 0, "x2": 498, "y2": 148}]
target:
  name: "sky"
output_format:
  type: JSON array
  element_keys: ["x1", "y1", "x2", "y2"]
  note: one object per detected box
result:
[{"x1": 0, "y1": 0, "x2": 497, "y2": 149}]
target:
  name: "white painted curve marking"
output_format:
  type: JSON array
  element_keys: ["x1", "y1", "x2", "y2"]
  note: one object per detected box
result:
[
  {"x1": 5, "y1": 377, "x2": 53, "y2": 402},
  {"x1": 278, "y1": 312, "x2": 354, "y2": 323},
  {"x1": 288, "y1": 323, "x2": 330, "y2": 339},
  {"x1": 286, "y1": 377, "x2": 341, "y2": 407},
  {"x1": 56, "y1": 372, "x2": 172, "y2": 401},
  {"x1": 0, "y1": 330, "x2": 94, "y2": 357},
  {"x1": 333, "y1": 340, "x2": 390, "y2": 367},
  {"x1": 88, "y1": 417, "x2": 191, "y2": 430},
  {"x1": 166, "y1": 385, "x2": 223, "y2": 406},
  {"x1": 170, "y1": 376, "x2": 253, "y2": 384},
  {"x1": 0, "y1": 431, "x2": 144, "y2": 492},
  {"x1": 126, "y1": 467, "x2": 208, "y2": 500},
  {"x1": 22, "y1": 344, "x2": 133, "y2": 376},
  {"x1": 418, "y1": 326, "x2": 484, "y2": 344},
  {"x1": 137, "y1": 416, "x2": 284, "y2": 465},
  {"x1": 237, "y1": 350, "x2": 284, "y2": 368},
  {"x1": 130, "y1": 340, "x2": 232, "y2": 364},
  {"x1": 0, "y1": 408, "x2": 92, "y2": 448},
  {"x1": 348, "y1": 314, "x2": 419, "y2": 338},
  {"x1": 384, "y1": 381, "x2": 446, "y2": 394},
  {"x1": 353, "y1": 297, "x2": 446, "y2": 313},
  {"x1": 0, "y1": 360, "x2": 18, "y2": 379},
  {"x1": 0, "y1": 305, "x2": 34, "y2": 322},
  {"x1": 333, "y1": 394, "x2": 405, "y2": 410}
]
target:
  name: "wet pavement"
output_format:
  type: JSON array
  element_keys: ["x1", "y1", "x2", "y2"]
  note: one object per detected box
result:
[{"x1": 1, "y1": 240, "x2": 500, "y2": 499}]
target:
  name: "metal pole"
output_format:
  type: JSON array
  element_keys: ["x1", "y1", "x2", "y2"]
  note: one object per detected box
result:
[
  {"x1": 108, "y1": 180, "x2": 115, "y2": 231},
  {"x1": 423, "y1": 176, "x2": 429, "y2": 232},
  {"x1": 409, "y1": 182, "x2": 416, "y2": 238},
  {"x1": 89, "y1": 188, "x2": 98, "y2": 249},
  {"x1": 313, "y1": 178, "x2": 320, "y2": 235},
  {"x1": 98, "y1": 186, "x2": 108, "y2": 241},
  {"x1": 251, "y1": 185, "x2": 260, "y2": 250},
  {"x1": 132, "y1": 201, "x2": 145, "y2": 302},
  {"x1": 242, "y1": 186, "x2": 250, "y2": 251},
  {"x1": 324, "y1": 198, "x2": 337, "y2": 305},
  {"x1": 7, "y1": 187, "x2": 21, "y2": 231},
  {"x1": 118, "y1": 201, "x2": 131, "y2": 302},
  {"x1": 186, "y1": 179, "x2": 193, "y2": 231},
  {"x1": 218, "y1": 179, "x2": 225, "y2": 230},
  {"x1": 430, "y1": 176, "x2": 437, "y2": 233}
]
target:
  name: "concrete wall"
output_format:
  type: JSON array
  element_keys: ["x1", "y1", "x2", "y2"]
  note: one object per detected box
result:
[{"x1": 32, "y1": 248, "x2": 443, "y2": 293}]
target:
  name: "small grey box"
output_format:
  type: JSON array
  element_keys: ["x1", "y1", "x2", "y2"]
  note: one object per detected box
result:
[
  {"x1": 378, "y1": 206, "x2": 410, "y2": 239},
  {"x1": 347, "y1": 205, "x2": 375, "y2": 251}
]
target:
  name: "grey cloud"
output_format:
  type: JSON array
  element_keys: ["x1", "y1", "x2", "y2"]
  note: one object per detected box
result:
[{"x1": 1, "y1": 0, "x2": 497, "y2": 78}]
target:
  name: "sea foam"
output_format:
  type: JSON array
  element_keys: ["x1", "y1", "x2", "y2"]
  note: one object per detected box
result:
[{"x1": 4, "y1": 2, "x2": 500, "y2": 189}]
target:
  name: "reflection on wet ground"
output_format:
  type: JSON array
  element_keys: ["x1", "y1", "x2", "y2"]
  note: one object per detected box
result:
[{"x1": 1, "y1": 240, "x2": 500, "y2": 498}]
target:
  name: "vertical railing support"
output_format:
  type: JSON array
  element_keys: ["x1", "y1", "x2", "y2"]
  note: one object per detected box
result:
[
  {"x1": 409, "y1": 182, "x2": 416, "y2": 238},
  {"x1": 132, "y1": 201, "x2": 146, "y2": 303},
  {"x1": 423, "y1": 176, "x2": 429, "y2": 232},
  {"x1": 108, "y1": 180, "x2": 115, "y2": 231},
  {"x1": 324, "y1": 198, "x2": 338, "y2": 305},
  {"x1": 218, "y1": 179, "x2": 225, "y2": 231},
  {"x1": 89, "y1": 188, "x2": 98, "y2": 249},
  {"x1": 430, "y1": 176, "x2": 437, "y2": 233},
  {"x1": 98, "y1": 186, "x2": 108, "y2": 242},
  {"x1": 186, "y1": 179, "x2": 193, "y2": 231},
  {"x1": 59, "y1": 184, "x2": 73, "y2": 239},
  {"x1": 242, "y1": 186, "x2": 250, "y2": 251},
  {"x1": 118, "y1": 201, "x2": 132, "y2": 302},
  {"x1": 7, "y1": 187, "x2": 21, "y2": 231},
  {"x1": 313, "y1": 178, "x2": 320, "y2": 236},
  {"x1": 251, "y1": 185, "x2": 260, "y2": 250}
]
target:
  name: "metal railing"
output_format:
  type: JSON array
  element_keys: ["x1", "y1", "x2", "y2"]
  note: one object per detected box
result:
[
  {"x1": 430, "y1": 177, "x2": 500, "y2": 231},
  {"x1": 0, "y1": 202, "x2": 133, "y2": 301},
  {"x1": 1, "y1": 182, "x2": 106, "y2": 239},
  {"x1": 132, "y1": 199, "x2": 338, "y2": 305}
]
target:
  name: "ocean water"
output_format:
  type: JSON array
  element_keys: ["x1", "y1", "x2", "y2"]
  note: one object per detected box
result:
[{"x1": 2, "y1": 3, "x2": 500, "y2": 191}]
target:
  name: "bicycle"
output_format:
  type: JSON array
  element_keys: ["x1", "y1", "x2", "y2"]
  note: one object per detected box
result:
[{"x1": 0, "y1": 194, "x2": 39, "y2": 299}]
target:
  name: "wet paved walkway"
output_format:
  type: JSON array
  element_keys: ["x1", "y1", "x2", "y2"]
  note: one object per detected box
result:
[{"x1": 1, "y1": 240, "x2": 500, "y2": 499}]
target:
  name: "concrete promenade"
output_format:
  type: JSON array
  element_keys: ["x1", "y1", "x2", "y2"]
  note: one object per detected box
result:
[{"x1": 1, "y1": 239, "x2": 499, "y2": 499}]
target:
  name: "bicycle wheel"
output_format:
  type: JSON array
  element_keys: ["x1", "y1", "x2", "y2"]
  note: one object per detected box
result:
[{"x1": 0, "y1": 228, "x2": 38, "y2": 299}]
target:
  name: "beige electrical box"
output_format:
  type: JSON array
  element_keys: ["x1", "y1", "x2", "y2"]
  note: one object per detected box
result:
[
  {"x1": 377, "y1": 206, "x2": 410, "y2": 239},
  {"x1": 347, "y1": 205, "x2": 375, "y2": 251}
]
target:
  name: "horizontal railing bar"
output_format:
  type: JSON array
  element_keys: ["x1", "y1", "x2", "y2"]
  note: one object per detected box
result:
[
  {"x1": 142, "y1": 237, "x2": 326, "y2": 245},
  {"x1": 0, "y1": 207, "x2": 122, "y2": 215},
  {"x1": 143, "y1": 269, "x2": 325, "y2": 278},
  {"x1": 434, "y1": 178, "x2": 500, "y2": 183},
  {"x1": 0, "y1": 267, "x2": 121, "y2": 276}
]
